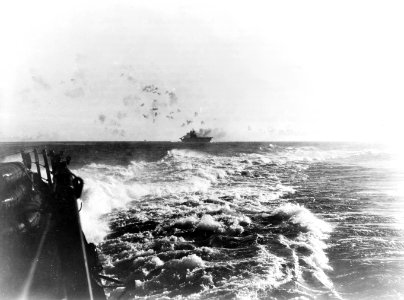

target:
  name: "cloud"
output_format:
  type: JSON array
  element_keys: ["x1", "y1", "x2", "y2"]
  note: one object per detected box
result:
[
  {"x1": 75, "y1": 53, "x2": 87, "y2": 64},
  {"x1": 1, "y1": 131, "x2": 60, "y2": 142},
  {"x1": 64, "y1": 87, "x2": 85, "y2": 98},
  {"x1": 31, "y1": 75, "x2": 51, "y2": 90},
  {"x1": 19, "y1": 88, "x2": 31, "y2": 94},
  {"x1": 122, "y1": 95, "x2": 140, "y2": 106},
  {"x1": 127, "y1": 75, "x2": 136, "y2": 82},
  {"x1": 34, "y1": 132, "x2": 60, "y2": 141},
  {"x1": 112, "y1": 129, "x2": 126, "y2": 137},
  {"x1": 71, "y1": 69, "x2": 87, "y2": 86},
  {"x1": 109, "y1": 119, "x2": 121, "y2": 127},
  {"x1": 117, "y1": 111, "x2": 127, "y2": 119}
]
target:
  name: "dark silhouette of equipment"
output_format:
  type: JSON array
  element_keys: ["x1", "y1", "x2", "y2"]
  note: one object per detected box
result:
[{"x1": 0, "y1": 148, "x2": 107, "y2": 299}]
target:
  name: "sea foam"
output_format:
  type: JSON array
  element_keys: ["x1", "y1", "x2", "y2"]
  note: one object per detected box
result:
[{"x1": 75, "y1": 150, "x2": 227, "y2": 242}]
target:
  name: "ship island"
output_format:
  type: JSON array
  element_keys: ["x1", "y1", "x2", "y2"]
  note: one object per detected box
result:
[{"x1": 180, "y1": 129, "x2": 212, "y2": 143}]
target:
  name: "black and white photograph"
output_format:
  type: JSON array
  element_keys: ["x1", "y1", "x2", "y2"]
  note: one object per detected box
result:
[{"x1": 1, "y1": 1, "x2": 404, "y2": 299}]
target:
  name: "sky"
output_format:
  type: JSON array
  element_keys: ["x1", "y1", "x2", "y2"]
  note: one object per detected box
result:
[{"x1": 0, "y1": 0, "x2": 404, "y2": 142}]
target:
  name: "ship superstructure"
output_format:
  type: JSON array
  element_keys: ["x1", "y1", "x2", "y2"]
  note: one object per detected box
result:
[{"x1": 180, "y1": 130, "x2": 212, "y2": 143}]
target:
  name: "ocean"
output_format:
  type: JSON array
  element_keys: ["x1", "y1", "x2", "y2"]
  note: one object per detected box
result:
[{"x1": 1, "y1": 141, "x2": 403, "y2": 299}]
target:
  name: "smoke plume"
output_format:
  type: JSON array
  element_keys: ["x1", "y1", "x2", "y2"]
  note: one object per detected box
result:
[{"x1": 197, "y1": 128, "x2": 226, "y2": 139}]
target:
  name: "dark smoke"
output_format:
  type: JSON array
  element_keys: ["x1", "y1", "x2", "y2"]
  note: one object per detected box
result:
[
  {"x1": 197, "y1": 128, "x2": 212, "y2": 137},
  {"x1": 98, "y1": 114, "x2": 106, "y2": 123},
  {"x1": 168, "y1": 91, "x2": 178, "y2": 105},
  {"x1": 197, "y1": 128, "x2": 226, "y2": 139}
]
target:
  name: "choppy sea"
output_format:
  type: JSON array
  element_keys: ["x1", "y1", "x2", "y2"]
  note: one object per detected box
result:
[{"x1": 1, "y1": 142, "x2": 404, "y2": 299}]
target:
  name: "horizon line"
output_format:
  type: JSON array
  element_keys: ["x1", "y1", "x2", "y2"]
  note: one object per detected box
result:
[{"x1": 0, "y1": 140, "x2": 385, "y2": 144}]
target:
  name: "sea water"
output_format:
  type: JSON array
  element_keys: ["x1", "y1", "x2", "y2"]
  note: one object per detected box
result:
[{"x1": 1, "y1": 142, "x2": 403, "y2": 299}]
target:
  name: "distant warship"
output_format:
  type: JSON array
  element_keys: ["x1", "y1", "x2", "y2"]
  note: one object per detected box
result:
[{"x1": 180, "y1": 130, "x2": 212, "y2": 143}]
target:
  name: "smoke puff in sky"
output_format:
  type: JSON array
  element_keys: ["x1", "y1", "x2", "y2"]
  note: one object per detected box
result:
[
  {"x1": 197, "y1": 128, "x2": 226, "y2": 138},
  {"x1": 117, "y1": 112, "x2": 127, "y2": 120},
  {"x1": 99, "y1": 115, "x2": 106, "y2": 123},
  {"x1": 0, "y1": 0, "x2": 404, "y2": 142},
  {"x1": 31, "y1": 75, "x2": 51, "y2": 90},
  {"x1": 64, "y1": 87, "x2": 85, "y2": 98}
]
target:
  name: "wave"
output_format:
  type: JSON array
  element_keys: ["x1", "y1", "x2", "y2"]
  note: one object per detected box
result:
[
  {"x1": 75, "y1": 150, "x2": 229, "y2": 242},
  {"x1": 97, "y1": 195, "x2": 336, "y2": 299},
  {"x1": 68, "y1": 146, "x2": 341, "y2": 298},
  {"x1": 254, "y1": 144, "x2": 390, "y2": 165},
  {"x1": 165, "y1": 148, "x2": 209, "y2": 159},
  {"x1": 267, "y1": 203, "x2": 342, "y2": 299}
]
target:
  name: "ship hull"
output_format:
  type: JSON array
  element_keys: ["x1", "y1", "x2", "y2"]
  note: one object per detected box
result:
[{"x1": 181, "y1": 137, "x2": 212, "y2": 143}]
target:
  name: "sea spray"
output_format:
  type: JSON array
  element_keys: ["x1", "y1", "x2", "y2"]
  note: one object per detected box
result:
[{"x1": 75, "y1": 150, "x2": 229, "y2": 242}]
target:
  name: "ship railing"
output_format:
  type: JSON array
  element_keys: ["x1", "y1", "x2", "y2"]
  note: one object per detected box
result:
[
  {"x1": 1, "y1": 147, "x2": 53, "y2": 187},
  {"x1": 19, "y1": 148, "x2": 53, "y2": 187}
]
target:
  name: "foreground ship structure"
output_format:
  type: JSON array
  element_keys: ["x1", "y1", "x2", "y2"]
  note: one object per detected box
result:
[
  {"x1": 180, "y1": 130, "x2": 212, "y2": 143},
  {"x1": 0, "y1": 149, "x2": 114, "y2": 299}
]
